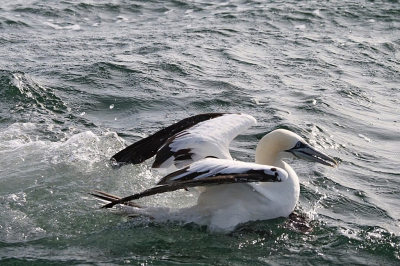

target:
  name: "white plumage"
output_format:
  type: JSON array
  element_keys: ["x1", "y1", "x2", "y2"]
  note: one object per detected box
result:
[
  {"x1": 154, "y1": 113, "x2": 257, "y2": 171},
  {"x1": 93, "y1": 113, "x2": 337, "y2": 232},
  {"x1": 162, "y1": 158, "x2": 287, "y2": 183}
]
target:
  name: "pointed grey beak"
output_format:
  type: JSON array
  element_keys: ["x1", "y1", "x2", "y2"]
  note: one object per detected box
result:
[{"x1": 288, "y1": 142, "x2": 338, "y2": 167}]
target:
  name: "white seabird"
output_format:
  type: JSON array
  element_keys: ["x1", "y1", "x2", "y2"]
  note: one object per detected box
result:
[{"x1": 92, "y1": 113, "x2": 337, "y2": 231}]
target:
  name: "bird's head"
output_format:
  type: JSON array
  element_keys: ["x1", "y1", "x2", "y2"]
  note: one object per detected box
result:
[{"x1": 256, "y1": 129, "x2": 337, "y2": 167}]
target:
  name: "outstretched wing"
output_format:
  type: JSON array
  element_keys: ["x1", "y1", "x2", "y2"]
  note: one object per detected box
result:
[
  {"x1": 111, "y1": 113, "x2": 257, "y2": 171},
  {"x1": 98, "y1": 158, "x2": 288, "y2": 209},
  {"x1": 156, "y1": 158, "x2": 287, "y2": 185},
  {"x1": 111, "y1": 113, "x2": 225, "y2": 166}
]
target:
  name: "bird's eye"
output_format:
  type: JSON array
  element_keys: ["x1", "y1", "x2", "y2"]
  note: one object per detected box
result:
[{"x1": 295, "y1": 141, "x2": 302, "y2": 148}]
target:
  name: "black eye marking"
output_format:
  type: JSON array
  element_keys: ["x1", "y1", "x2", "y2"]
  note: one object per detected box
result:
[
  {"x1": 285, "y1": 141, "x2": 305, "y2": 155},
  {"x1": 295, "y1": 141, "x2": 302, "y2": 148}
]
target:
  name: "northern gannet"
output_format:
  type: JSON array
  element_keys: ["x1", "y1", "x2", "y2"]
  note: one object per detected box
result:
[{"x1": 91, "y1": 113, "x2": 337, "y2": 231}]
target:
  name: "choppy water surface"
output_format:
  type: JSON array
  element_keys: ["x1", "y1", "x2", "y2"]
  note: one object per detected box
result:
[{"x1": 0, "y1": 0, "x2": 399, "y2": 265}]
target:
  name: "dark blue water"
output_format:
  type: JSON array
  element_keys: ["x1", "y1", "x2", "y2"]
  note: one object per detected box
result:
[{"x1": 0, "y1": 0, "x2": 399, "y2": 265}]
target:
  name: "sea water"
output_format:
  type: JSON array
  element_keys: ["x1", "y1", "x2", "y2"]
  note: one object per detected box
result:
[{"x1": 0, "y1": 0, "x2": 399, "y2": 265}]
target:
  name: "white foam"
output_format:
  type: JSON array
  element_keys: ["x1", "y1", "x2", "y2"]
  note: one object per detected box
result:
[
  {"x1": 43, "y1": 21, "x2": 63, "y2": 30},
  {"x1": 358, "y1": 134, "x2": 371, "y2": 142},
  {"x1": 63, "y1": 24, "x2": 81, "y2": 31},
  {"x1": 294, "y1": 25, "x2": 306, "y2": 30},
  {"x1": 313, "y1": 9, "x2": 322, "y2": 17},
  {"x1": 0, "y1": 123, "x2": 125, "y2": 172},
  {"x1": 43, "y1": 22, "x2": 81, "y2": 31}
]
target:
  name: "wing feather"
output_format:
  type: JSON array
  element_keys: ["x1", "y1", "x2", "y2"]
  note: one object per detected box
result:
[
  {"x1": 152, "y1": 113, "x2": 257, "y2": 170},
  {"x1": 157, "y1": 158, "x2": 287, "y2": 185},
  {"x1": 110, "y1": 113, "x2": 225, "y2": 166},
  {"x1": 99, "y1": 159, "x2": 288, "y2": 209}
]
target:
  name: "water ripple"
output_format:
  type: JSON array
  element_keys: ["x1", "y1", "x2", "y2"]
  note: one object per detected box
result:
[{"x1": 0, "y1": 0, "x2": 399, "y2": 264}]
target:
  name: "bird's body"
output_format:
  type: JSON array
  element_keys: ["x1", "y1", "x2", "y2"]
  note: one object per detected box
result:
[{"x1": 92, "y1": 113, "x2": 336, "y2": 232}]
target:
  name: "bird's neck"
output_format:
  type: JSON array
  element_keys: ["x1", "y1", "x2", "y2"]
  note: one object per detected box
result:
[
  {"x1": 255, "y1": 134, "x2": 300, "y2": 205},
  {"x1": 255, "y1": 135, "x2": 282, "y2": 166}
]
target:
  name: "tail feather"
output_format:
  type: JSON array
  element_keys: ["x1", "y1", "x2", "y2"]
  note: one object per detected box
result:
[
  {"x1": 89, "y1": 190, "x2": 171, "y2": 220},
  {"x1": 89, "y1": 190, "x2": 142, "y2": 208}
]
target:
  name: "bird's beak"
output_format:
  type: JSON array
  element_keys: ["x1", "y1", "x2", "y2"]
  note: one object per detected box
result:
[{"x1": 288, "y1": 143, "x2": 338, "y2": 167}]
